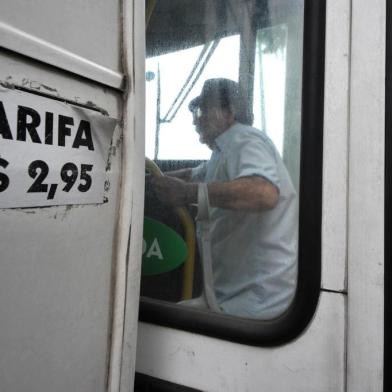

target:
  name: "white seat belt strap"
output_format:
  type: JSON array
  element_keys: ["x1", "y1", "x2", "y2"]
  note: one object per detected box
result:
[{"x1": 197, "y1": 183, "x2": 221, "y2": 312}]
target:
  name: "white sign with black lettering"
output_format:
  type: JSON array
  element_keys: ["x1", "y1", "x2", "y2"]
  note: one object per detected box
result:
[{"x1": 0, "y1": 88, "x2": 117, "y2": 208}]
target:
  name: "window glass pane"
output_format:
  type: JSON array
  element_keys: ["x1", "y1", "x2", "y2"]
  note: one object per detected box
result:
[
  {"x1": 146, "y1": 35, "x2": 240, "y2": 160},
  {"x1": 143, "y1": 0, "x2": 303, "y2": 320},
  {"x1": 253, "y1": 25, "x2": 287, "y2": 155}
]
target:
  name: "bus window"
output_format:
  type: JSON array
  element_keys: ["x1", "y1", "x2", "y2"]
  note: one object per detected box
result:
[
  {"x1": 146, "y1": 35, "x2": 240, "y2": 161},
  {"x1": 253, "y1": 24, "x2": 287, "y2": 156},
  {"x1": 141, "y1": 0, "x2": 324, "y2": 343}
]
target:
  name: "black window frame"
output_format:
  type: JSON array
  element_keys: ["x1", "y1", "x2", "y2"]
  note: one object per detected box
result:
[{"x1": 139, "y1": 0, "x2": 325, "y2": 346}]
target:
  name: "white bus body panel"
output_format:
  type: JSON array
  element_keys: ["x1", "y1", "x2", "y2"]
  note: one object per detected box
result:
[
  {"x1": 137, "y1": 292, "x2": 345, "y2": 392},
  {"x1": 322, "y1": 0, "x2": 350, "y2": 292},
  {"x1": 0, "y1": 0, "x2": 122, "y2": 88},
  {"x1": 0, "y1": 57, "x2": 121, "y2": 392},
  {"x1": 347, "y1": 0, "x2": 385, "y2": 390},
  {"x1": 0, "y1": 1, "x2": 145, "y2": 391}
]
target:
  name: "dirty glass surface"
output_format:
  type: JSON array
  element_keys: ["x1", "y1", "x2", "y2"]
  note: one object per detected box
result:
[{"x1": 143, "y1": 0, "x2": 303, "y2": 320}]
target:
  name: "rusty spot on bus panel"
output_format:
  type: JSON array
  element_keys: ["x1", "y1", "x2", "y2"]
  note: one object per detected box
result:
[
  {"x1": 60, "y1": 205, "x2": 74, "y2": 221},
  {"x1": 86, "y1": 101, "x2": 109, "y2": 116},
  {"x1": 106, "y1": 134, "x2": 122, "y2": 171},
  {"x1": 24, "y1": 80, "x2": 59, "y2": 95},
  {"x1": 105, "y1": 143, "x2": 116, "y2": 171},
  {"x1": 1, "y1": 78, "x2": 15, "y2": 89},
  {"x1": 40, "y1": 84, "x2": 58, "y2": 93}
]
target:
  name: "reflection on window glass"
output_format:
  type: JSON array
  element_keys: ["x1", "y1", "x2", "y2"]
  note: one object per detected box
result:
[
  {"x1": 146, "y1": 35, "x2": 240, "y2": 160},
  {"x1": 143, "y1": 0, "x2": 303, "y2": 320},
  {"x1": 253, "y1": 25, "x2": 287, "y2": 155}
]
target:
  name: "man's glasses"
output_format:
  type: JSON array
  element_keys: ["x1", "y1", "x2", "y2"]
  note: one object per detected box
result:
[{"x1": 192, "y1": 107, "x2": 204, "y2": 120}]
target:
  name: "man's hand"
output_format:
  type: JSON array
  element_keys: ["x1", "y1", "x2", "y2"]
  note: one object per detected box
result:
[{"x1": 149, "y1": 175, "x2": 197, "y2": 207}]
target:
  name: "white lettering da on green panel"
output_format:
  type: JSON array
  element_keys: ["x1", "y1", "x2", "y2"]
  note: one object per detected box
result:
[{"x1": 0, "y1": 87, "x2": 116, "y2": 208}]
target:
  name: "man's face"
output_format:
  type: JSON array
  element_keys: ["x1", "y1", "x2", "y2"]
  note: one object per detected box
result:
[{"x1": 192, "y1": 106, "x2": 229, "y2": 149}]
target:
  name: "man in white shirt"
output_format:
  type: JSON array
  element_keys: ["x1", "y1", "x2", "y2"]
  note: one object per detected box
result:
[{"x1": 150, "y1": 78, "x2": 298, "y2": 319}]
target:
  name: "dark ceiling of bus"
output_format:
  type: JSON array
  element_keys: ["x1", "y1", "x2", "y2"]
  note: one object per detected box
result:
[{"x1": 146, "y1": 0, "x2": 271, "y2": 57}]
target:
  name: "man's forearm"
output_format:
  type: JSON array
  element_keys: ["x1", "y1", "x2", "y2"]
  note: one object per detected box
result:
[
  {"x1": 165, "y1": 168, "x2": 192, "y2": 182},
  {"x1": 151, "y1": 174, "x2": 278, "y2": 211},
  {"x1": 187, "y1": 177, "x2": 279, "y2": 211}
]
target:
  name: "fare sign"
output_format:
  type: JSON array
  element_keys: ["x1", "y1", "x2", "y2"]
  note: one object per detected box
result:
[{"x1": 0, "y1": 88, "x2": 116, "y2": 208}]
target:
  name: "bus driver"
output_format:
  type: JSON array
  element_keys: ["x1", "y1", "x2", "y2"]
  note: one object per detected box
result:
[{"x1": 150, "y1": 78, "x2": 298, "y2": 319}]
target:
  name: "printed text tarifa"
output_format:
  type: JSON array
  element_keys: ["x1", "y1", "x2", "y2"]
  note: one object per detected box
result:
[{"x1": 0, "y1": 102, "x2": 95, "y2": 151}]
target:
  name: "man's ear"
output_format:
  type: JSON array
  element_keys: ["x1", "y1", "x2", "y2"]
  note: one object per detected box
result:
[
  {"x1": 211, "y1": 107, "x2": 226, "y2": 122},
  {"x1": 222, "y1": 107, "x2": 236, "y2": 125},
  {"x1": 212, "y1": 107, "x2": 234, "y2": 127},
  {"x1": 227, "y1": 105, "x2": 236, "y2": 121}
]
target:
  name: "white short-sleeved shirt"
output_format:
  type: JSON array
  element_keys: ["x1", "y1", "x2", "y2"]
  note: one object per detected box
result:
[{"x1": 191, "y1": 122, "x2": 298, "y2": 319}]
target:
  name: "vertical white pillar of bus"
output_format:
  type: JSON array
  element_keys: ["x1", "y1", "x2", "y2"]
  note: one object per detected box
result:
[
  {"x1": 347, "y1": 0, "x2": 385, "y2": 391},
  {"x1": 108, "y1": 1, "x2": 145, "y2": 391}
]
